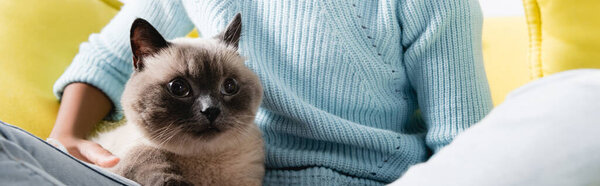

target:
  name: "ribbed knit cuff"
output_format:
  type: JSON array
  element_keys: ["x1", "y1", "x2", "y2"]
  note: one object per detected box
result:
[{"x1": 53, "y1": 55, "x2": 126, "y2": 121}]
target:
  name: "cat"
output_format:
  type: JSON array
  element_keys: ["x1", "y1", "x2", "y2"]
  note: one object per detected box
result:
[{"x1": 91, "y1": 14, "x2": 265, "y2": 186}]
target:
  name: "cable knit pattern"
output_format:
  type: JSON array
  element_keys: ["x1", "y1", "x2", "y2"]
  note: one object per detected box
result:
[{"x1": 53, "y1": 0, "x2": 492, "y2": 185}]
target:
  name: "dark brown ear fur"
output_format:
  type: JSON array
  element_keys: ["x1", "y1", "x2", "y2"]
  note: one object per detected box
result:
[
  {"x1": 215, "y1": 13, "x2": 242, "y2": 49},
  {"x1": 130, "y1": 18, "x2": 168, "y2": 71}
]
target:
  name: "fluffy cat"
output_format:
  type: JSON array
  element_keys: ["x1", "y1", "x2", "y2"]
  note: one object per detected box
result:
[{"x1": 92, "y1": 14, "x2": 265, "y2": 186}]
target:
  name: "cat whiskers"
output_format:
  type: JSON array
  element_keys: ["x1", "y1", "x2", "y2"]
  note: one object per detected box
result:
[
  {"x1": 226, "y1": 116, "x2": 258, "y2": 142},
  {"x1": 149, "y1": 122, "x2": 183, "y2": 147},
  {"x1": 148, "y1": 122, "x2": 174, "y2": 142}
]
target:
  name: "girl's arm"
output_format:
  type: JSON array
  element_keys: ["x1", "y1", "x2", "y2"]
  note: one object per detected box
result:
[
  {"x1": 50, "y1": 83, "x2": 117, "y2": 167},
  {"x1": 399, "y1": 0, "x2": 493, "y2": 153}
]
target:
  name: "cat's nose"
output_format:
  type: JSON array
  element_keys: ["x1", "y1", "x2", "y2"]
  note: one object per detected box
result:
[{"x1": 201, "y1": 107, "x2": 221, "y2": 123}]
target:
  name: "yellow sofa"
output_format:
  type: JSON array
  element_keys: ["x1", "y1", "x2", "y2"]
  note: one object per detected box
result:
[
  {"x1": 0, "y1": 0, "x2": 598, "y2": 138},
  {"x1": 484, "y1": 0, "x2": 600, "y2": 105},
  {"x1": 0, "y1": 0, "x2": 121, "y2": 138}
]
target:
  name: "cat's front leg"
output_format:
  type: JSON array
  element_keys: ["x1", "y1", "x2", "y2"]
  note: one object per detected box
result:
[
  {"x1": 129, "y1": 167, "x2": 191, "y2": 186},
  {"x1": 117, "y1": 145, "x2": 190, "y2": 186},
  {"x1": 144, "y1": 172, "x2": 191, "y2": 186}
]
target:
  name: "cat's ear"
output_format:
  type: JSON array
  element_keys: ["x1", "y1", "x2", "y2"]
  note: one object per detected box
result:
[
  {"x1": 215, "y1": 13, "x2": 242, "y2": 49},
  {"x1": 130, "y1": 18, "x2": 168, "y2": 71}
]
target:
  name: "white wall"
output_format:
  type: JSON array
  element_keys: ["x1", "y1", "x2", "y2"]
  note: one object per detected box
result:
[{"x1": 479, "y1": 0, "x2": 524, "y2": 17}]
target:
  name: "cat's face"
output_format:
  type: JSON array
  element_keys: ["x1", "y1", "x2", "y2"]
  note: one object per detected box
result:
[{"x1": 121, "y1": 14, "x2": 263, "y2": 153}]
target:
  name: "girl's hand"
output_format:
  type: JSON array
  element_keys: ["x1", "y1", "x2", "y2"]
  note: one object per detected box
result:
[
  {"x1": 52, "y1": 136, "x2": 119, "y2": 168},
  {"x1": 50, "y1": 83, "x2": 117, "y2": 168}
]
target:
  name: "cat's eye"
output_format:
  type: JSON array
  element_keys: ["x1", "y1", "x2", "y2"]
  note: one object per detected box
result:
[
  {"x1": 221, "y1": 78, "x2": 239, "y2": 96},
  {"x1": 167, "y1": 78, "x2": 191, "y2": 97}
]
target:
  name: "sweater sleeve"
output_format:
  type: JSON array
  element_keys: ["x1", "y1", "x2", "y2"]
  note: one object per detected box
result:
[
  {"x1": 53, "y1": 0, "x2": 194, "y2": 120},
  {"x1": 399, "y1": 0, "x2": 493, "y2": 153}
]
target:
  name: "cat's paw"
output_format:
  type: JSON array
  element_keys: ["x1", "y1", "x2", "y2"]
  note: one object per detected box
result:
[
  {"x1": 163, "y1": 178, "x2": 192, "y2": 186},
  {"x1": 140, "y1": 174, "x2": 190, "y2": 186}
]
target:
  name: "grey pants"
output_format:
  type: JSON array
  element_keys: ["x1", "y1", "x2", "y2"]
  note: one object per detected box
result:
[
  {"x1": 0, "y1": 121, "x2": 138, "y2": 186},
  {"x1": 393, "y1": 69, "x2": 600, "y2": 185}
]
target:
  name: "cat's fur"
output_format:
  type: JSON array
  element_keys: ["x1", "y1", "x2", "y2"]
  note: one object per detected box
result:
[{"x1": 92, "y1": 14, "x2": 265, "y2": 186}]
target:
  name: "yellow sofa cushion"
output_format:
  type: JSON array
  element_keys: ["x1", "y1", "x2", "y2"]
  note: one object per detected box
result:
[
  {"x1": 482, "y1": 16, "x2": 530, "y2": 105},
  {"x1": 0, "y1": 0, "x2": 120, "y2": 138},
  {"x1": 523, "y1": 0, "x2": 600, "y2": 78}
]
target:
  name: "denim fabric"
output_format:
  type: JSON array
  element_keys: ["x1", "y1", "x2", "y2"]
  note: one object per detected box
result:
[
  {"x1": 392, "y1": 69, "x2": 600, "y2": 185},
  {"x1": 0, "y1": 121, "x2": 138, "y2": 186}
]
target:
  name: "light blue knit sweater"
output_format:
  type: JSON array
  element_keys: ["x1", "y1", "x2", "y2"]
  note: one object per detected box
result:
[{"x1": 54, "y1": 0, "x2": 492, "y2": 185}]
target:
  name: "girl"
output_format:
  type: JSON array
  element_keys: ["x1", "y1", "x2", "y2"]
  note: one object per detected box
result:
[{"x1": 29, "y1": 0, "x2": 494, "y2": 185}]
